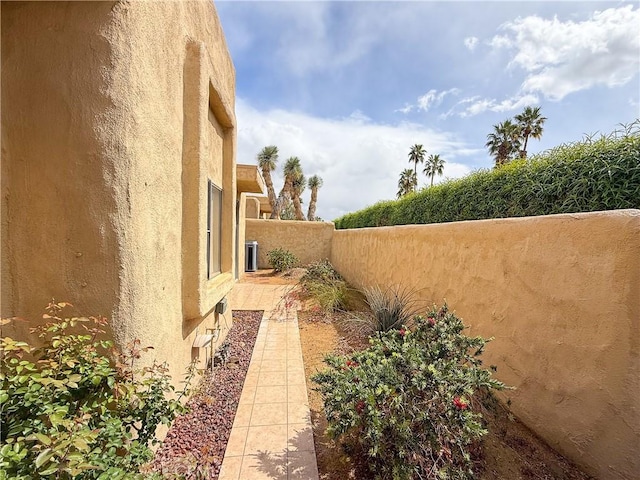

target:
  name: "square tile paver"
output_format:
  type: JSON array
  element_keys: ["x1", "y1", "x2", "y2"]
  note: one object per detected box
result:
[
  {"x1": 250, "y1": 403, "x2": 288, "y2": 426},
  {"x1": 244, "y1": 424, "x2": 288, "y2": 453},
  {"x1": 218, "y1": 455, "x2": 242, "y2": 480},
  {"x1": 224, "y1": 426, "x2": 248, "y2": 457},
  {"x1": 287, "y1": 451, "x2": 320, "y2": 480},
  {"x1": 258, "y1": 370, "x2": 287, "y2": 386},
  {"x1": 232, "y1": 403, "x2": 253, "y2": 427},
  {"x1": 288, "y1": 424, "x2": 315, "y2": 452},
  {"x1": 255, "y1": 385, "x2": 287, "y2": 404}
]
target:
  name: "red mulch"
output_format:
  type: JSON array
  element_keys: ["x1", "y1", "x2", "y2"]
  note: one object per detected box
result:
[{"x1": 149, "y1": 310, "x2": 262, "y2": 479}]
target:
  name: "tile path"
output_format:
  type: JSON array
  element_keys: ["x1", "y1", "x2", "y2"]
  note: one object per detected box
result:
[{"x1": 219, "y1": 279, "x2": 320, "y2": 480}]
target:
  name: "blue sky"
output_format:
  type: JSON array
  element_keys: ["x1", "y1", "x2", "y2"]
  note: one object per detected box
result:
[{"x1": 216, "y1": 1, "x2": 640, "y2": 221}]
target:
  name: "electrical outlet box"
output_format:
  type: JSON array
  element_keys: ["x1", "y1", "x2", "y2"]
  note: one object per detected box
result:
[{"x1": 215, "y1": 297, "x2": 228, "y2": 314}]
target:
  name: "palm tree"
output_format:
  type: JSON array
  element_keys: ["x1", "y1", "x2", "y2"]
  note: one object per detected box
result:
[
  {"x1": 307, "y1": 175, "x2": 323, "y2": 221},
  {"x1": 291, "y1": 172, "x2": 306, "y2": 221},
  {"x1": 486, "y1": 119, "x2": 521, "y2": 167},
  {"x1": 408, "y1": 144, "x2": 426, "y2": 179},
  {"x1": 397, "y1": 169, "x2": 417, "y2": 198},
  {"x1": 274, "y1": 157, "x2": 302, "y2": 219},
  {"x1": 515, "y1": 106, "x2": 546, "y2": 158},
  {"x1": 257, "y1": 146, "x2": 279, "y2": 218},
  {"x1": 423, "y1": 154, "x2": 445, "y2": 187}
]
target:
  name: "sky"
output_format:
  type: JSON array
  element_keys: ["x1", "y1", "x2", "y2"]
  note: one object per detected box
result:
[{"x1": 216, "y1": 1, "x2": 640, "y2": 221}]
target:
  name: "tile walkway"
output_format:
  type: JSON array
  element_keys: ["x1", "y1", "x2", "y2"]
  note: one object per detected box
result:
[{"x1": 219, "y1": 278, "x2": 320, "y2": 480}]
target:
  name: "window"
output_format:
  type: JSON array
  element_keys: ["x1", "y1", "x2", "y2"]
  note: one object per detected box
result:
[{"x1": 207, "y1": 180, "x2": 222, "y2": 278}]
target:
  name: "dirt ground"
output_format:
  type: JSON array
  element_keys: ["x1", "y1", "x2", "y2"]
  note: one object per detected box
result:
[{"x1": 298, "y1": 311, "x2": 593, "y2": 480}]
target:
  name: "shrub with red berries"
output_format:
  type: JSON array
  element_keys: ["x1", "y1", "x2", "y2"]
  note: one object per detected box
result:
[{"x1": 312, "y1": 303, "x2": 507, "y2": 480}]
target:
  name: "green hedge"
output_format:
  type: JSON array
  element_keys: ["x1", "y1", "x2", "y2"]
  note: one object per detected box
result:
[{"x1": 334, "y1": 129, "x2": 640, "y2": 229}]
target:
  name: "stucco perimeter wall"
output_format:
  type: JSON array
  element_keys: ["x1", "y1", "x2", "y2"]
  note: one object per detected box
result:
[
  {"x1": 1, "y1": 1, "x2": 236, "y2": 386},
  {"x1": 246, "y1": 219, "x2": 334, "y2": 269},
  {"x1": 331, "y1": 209, "x2": 640, "y2": 479}
]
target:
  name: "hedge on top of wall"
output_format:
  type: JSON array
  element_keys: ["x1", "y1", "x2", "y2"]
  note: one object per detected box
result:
[{"x1": 334, "y1": 125, "x2": 640, "y2": 229}]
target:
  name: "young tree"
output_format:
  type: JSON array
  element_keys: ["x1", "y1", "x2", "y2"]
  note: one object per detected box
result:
[
  {"x1": 307, "y1": 175, "x2": 323, "y2": 221},
  {"x1": 423, "y1": 154, "x2": 445, "y2": 187},
  {"x1": 515, "y1": 106, "x2": 546, "y2": 158},
  {"x1": 257, "y1": 145, "x2": 280, "y2": 218},
  {"x1": 408, "y1": 144, "x2": 426, "y2": 179},
  {"x1": 397, "y1": 169, "x2": 417, "y2": 198}
]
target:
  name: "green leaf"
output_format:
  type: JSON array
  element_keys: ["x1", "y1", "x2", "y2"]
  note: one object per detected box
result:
[
  {"x1": 27, "y1": 433, "x2": 52, "y2": 446},
  {"x1": 72, "y1": 438, "x2": 90, "y2": 451},
  {"x1": 39, "y1": 466, "x2": 58, "y2": 476},
  {"x1": 35, "y1": 448, "x2": 53, "y2": 469}
]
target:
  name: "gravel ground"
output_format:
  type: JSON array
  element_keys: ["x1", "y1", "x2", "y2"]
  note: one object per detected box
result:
[{"x1": 150, "y1": 310, "x2": 263, "y2": 479}]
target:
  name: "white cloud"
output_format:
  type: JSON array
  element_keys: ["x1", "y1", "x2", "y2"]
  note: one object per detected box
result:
[
  {"x1": 464, "y1": 36, "x2": 479, "y2": 51},
  {"x1": 398, "y1": 88, "x2": 461, "y2": 114},
  {"x1": 457, "y1": 93, "x2": 540, "y2": 117},
  {"x1": 236, "y1": 99, "x2": 474, "y2": 220},
  {"x1": 490, "y1": 5, "x2": 640, "y2": 100}
]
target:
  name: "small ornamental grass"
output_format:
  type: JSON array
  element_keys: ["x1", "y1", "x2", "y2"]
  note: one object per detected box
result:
[
  {"x1": 300, "y1": 260, "x2": 350, "y2": 314},
  {"x1": 0, "y1": 302, "x2": 193, "y2": 480},
  {"x1": 312, "y1": 304, "x2": 507, "y2": 480},
  {"x1": 266, "y1": 247, "x2": 299, "y2": 273},
  {"x1": 352, "y1": 285, "x2": 423, "y2": 335}
]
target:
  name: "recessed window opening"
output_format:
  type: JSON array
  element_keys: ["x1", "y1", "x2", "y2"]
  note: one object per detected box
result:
[{"x1": 207, "y1": 180, "x2": 222, "y2": 278}]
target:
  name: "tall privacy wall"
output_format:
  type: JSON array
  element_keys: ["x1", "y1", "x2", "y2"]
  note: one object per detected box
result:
[
  {"x1": 245, "y1": 219, "x2": 334, "y2": 269},
  {"x1": 331, "y1": 209, "x2": 640, "y2": 480}
]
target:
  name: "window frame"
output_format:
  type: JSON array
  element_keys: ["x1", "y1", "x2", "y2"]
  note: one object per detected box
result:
[{"x1": 206, "y1": 179, "x2": 222, "y2": 279}]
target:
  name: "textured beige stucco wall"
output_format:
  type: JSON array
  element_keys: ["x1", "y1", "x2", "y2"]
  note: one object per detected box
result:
[
  {"x1": 246, "y1": 197, "x2": 260, "y2": 219},
  {"x1": 331, "y1": 209, "x2": 640, "y2": 480},
  {"x1": 237, "y1": 193, "x2": 248, "y2": 279},
  {"x1": 245, "y1": 219, "x2": 334, "y2": 269},
  {"x1": 2, "y1": 0, "x2": 236, "y2": 386}
]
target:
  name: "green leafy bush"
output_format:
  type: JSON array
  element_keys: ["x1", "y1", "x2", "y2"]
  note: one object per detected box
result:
[
  {"x1": 312, "y1": 304, "x2": 507, "y2": 480},
  {"x1": 266, "y1": 247, "x2": 299, "y2": 273},
  {"x1": 0, "y1": 302, "x2": 191, "y2": 479},
  {"x1": 335, "y1": 124, "x2": 640, "y2": 228}
]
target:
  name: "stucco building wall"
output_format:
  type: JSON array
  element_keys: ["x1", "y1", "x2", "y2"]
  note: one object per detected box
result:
[
  {"x1": 245, "y1": 219, "x2": 334, "y2": 269},
  {"x1": 246, "y1": 196, "x2": 261, "y2": 219},
  {"x1": 331, "y1": 209, "x2": 640, "y2": 480},
  {"x1": 2, "y1": 0, "x2": 237, "y2": 383}
]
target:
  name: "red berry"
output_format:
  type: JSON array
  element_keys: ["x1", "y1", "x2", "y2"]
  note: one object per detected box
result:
[{"x1": 453, "y1": 396, "x2": 468, "y2": 410}]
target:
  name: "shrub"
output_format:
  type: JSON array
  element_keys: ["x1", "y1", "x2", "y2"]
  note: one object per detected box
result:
[
  {"x1": 334, "y1": 124, "x2": 640, "y2": 228},
  {"x1": 266, "y1": 247, "x2": 298, "y2": 273},
  {"x1": 0, "y1": 301, "x2": 192, "y2": 479},
  {"x1": 312, "y1": 304, "x2": 507, "y2": 480},
  {"x1": 300, "y1": 260, "x2": 349, "y2": 314},
  {"x1": 304, "y1": 279, "x2": 349, "y2": 314},
  {"x1": 300, "y1": 259, "x2": 343, "y2": 285}
]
